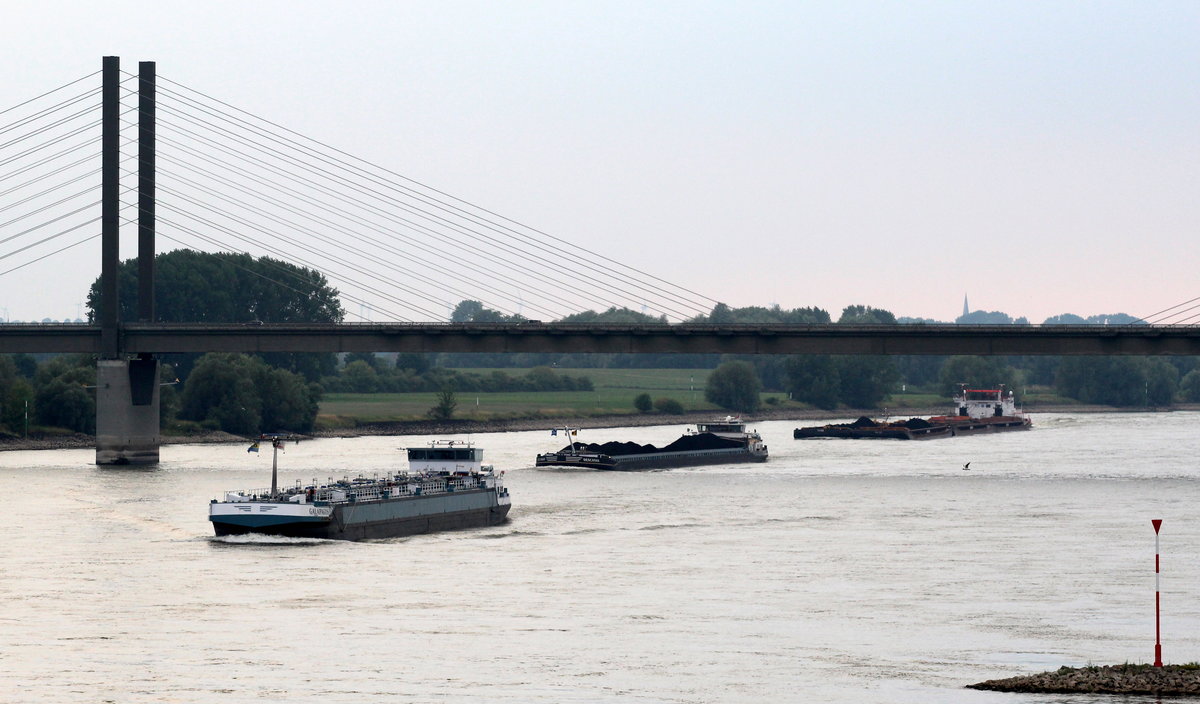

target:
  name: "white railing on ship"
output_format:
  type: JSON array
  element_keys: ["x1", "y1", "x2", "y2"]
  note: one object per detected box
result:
[{"x1": 222, "y1": 474, "x2": 490, "y2": 503}]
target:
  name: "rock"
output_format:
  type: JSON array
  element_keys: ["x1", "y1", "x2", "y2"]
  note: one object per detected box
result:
[{"x1": 968, "y1": 664, "x2": 1200, "y2": 696}]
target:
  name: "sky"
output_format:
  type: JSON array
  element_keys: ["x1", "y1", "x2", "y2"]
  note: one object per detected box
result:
[{"x1": 0, "y1": 0, "x2": 1197, "y2": 323}]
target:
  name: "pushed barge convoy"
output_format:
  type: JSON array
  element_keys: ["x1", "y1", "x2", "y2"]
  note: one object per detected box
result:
[
  {"x1": 209, "y1": 436, "x2": 511, "y2": 540},
  {"x1": 535, "y1": 417, "x2": 768, "y2": 471},
  {"x1": 794, "y1": 386, "x2": 1032, "y2": 440}
]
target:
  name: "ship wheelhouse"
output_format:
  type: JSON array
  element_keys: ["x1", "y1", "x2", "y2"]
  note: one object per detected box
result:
[
  {"x1": 406, "y1": 440, "x2": 486, "y2": 474},
  {"x1": 954, "y1": 386, "x2": 1021, "y2": 419}
]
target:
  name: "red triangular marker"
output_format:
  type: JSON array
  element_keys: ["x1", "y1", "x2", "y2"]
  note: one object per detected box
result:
[{"x1": 1152, "y1": 519, "x2": 1163, "y2": 533}]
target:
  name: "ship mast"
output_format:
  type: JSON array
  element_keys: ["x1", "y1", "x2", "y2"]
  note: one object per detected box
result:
[
  {"x1": 259, "y1": 432, "x2": 301, "y2": 497},
  {"x1": 552, "y1": 425, "x2": 580, "y2": 453}
]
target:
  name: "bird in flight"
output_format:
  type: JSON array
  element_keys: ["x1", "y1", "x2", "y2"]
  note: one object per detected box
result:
[{"x1": 962, "y1": 462, "x2": 971, "y2": 471}]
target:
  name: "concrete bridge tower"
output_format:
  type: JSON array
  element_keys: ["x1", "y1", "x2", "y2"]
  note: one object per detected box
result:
[{"x1": 95, "y1": 57, "x2": 160, "y2": 465}]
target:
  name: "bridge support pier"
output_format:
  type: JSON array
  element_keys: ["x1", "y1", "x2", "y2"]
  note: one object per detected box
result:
[{"x1": 95, "y1": 358, "x2": 161, "y2": 465}]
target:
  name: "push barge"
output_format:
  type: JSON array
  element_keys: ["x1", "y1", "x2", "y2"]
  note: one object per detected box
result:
[
  {"x1": 535, "y1": 417, "x2": 768, "y2": 470},
  {"x1": 794, "y1": 386, "x2": 1032, "y2": 440},
  {"x1": 209, "y1": 436, "x2": 511, "y2": 540}
]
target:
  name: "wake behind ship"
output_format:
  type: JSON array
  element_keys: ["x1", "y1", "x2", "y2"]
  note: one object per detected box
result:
[
  {"x1": 209, "y1": 436, "x2": 510, "y2": 540},
  {"x1": 535, "y1": 417, "x2": 768, "y2": 470}
]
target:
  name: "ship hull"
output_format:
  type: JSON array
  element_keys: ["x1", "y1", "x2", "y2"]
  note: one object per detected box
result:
[
  {"x1": 794, "y1": 416, "x2": 1031, "y2": 440},
  {"x1": 536, "y1": 446, "x2": 768, "y2": 471},
  {"x1": 211, "y1": 489, "x2": 510, "y2": 540}
]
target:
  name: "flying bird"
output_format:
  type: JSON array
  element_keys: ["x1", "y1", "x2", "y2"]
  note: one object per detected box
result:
[{"x1": 962, "y1": 462, "x2": 971, "y2": 471}]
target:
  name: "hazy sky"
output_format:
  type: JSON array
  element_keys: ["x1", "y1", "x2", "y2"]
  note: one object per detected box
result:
[{"x1": 1, "y1": 1, "x2": 1197, "y2": 322}]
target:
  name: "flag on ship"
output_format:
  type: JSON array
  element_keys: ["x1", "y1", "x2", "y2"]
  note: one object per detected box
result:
[
  {"x1": 247, "y1": 442, "x2": 259, "y2": 453},
  {"x1": 551, "y1": 429, "x2": 557, "y2": 436}
]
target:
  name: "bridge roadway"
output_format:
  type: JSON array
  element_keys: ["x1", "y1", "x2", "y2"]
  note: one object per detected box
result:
[{"x1": 3, "y1": 322, "x2": 1200, "y2": 356}]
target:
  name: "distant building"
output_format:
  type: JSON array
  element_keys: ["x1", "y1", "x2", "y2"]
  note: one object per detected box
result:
[{"x1": 962, "y1": 294, "x2": 969, "y2": 318}]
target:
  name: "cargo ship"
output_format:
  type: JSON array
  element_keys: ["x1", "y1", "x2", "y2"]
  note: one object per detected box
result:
[
  {"x1": 535, "y1": 417, "x2": 768, "y2": 470},
  {"x1": 209, "y1": 435, "x2": 511, "y2": 540},
  {"x1": 794, "y1": 386, "x2": 1032, "y2": 440}
]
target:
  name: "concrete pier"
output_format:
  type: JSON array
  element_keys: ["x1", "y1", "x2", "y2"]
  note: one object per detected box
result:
[{"x1": 95, "y1": 358, "x2": 160, "y2": 465}]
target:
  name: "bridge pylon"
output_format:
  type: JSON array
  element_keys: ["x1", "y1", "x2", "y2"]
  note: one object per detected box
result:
[{"x1": 95, "y1": 56, "x2": 161, "y2": 465}]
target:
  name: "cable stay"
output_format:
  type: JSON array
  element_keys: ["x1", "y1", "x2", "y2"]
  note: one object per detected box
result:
[
  {"x1": 154, "y1": 76, "x2": 718, "y2": 316},
  {"x1": 140, "y1": 134, "x2": 631, "y2": 318},
  {"x1": 148, "y1": 97, "x2": 705, "y2": 319},
  {"x1": 146, "y1": 109, "x2": 695, "y2": 320},
  {"x1": 139, "y1": 161, "x2": 563, "y2": 320}
]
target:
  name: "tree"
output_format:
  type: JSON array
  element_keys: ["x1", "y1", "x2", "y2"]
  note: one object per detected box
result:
[
  {"x1": 451, "y1": 300, "x2": 523, "y2": 323},
  {"x1": 30, "y1": 356, "x2": 96, "y2": 433},
  {"x1": 36, "y1": 379, "x2": 94, "y2": 433},
  {"x1": 180, "y1": 353, "x2": 319, "y2": 434},
  {"x1": 86, "y1": 250, "x2": 345, "y2": 381},
  {"x1": 1145, "y1": 359, "x2": 1180, "y2": 407},
  {"x1": 396, "y1": 353, "x2": 432, "y2": 374},
  {"x1": 560, "y1": 307, "x2": 665, "y2": 324},
  {"x1": 834, "y1": 356, "x2": 899, "y2": 408},
  {"x1": 653, "y1": 397, "x2": 684, "y2": 414},
  {"x1": 838, "y1": 305, "x2": 896, "y2": 325},
  {"x1": 342, "y1": 360, "x2": 380, "y2": 393},
  {"x1": 705, "y1": 361, "x2": 762, "y2": 413},
  {"x1": 633, "y1": 393, "x2": 653, "y2": 413},
  {"x1": 1055, "y1": 357, "x2": 1178, "y2": 407},
  {"x1": 784, "y1": 356, "x2": 841, "y2": 410},
  {"x1": 258, "y1": 369, "x2": 321, "y2": 432},
  {"x1": 938, "y1": 356, "x2": 1018, "y2": 397},
  {"x1": 1180, "y1": 368, "x2": 1200, "y2": 402},
  {"x1": 181, "y1": 354, "x2": 263, "y2": 434},
  {"x1": 428, "y1": 385, "x2": 458, "y2": 420},
  {"x1": 1, "y1": 377, "x2": 33, "y2": 435}
]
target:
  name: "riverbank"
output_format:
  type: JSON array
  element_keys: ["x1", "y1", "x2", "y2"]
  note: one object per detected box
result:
[
  {"x1": 969, "y1": 664, "x2": 1200, "y2": 695},
  {"x1": 0, "y1": 403, "x2": 1189, "y2": 452},
  {"x1": 281, "y1": 402, "x2": 1199, "y2": 439}
]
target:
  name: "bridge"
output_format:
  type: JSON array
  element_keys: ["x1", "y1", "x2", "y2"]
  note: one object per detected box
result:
[
  {"x1": 1, "y1": 56, "x2": 1195, "y2": 464},
  {"x1": 4, "y1": 321, "x2": 1200, "y2": 356}
]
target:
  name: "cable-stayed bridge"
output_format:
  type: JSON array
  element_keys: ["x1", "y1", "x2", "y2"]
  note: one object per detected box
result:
[{"x1": 2, "y1": 57, "x2": 1199, "y2": 463}]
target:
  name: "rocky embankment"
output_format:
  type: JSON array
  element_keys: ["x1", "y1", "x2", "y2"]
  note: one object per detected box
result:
[{"x1": 969, "y1": 664, "x2": 1200, "y2": 695}]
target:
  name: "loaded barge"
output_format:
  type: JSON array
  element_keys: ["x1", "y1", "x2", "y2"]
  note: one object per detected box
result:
[
  {"x1": 209, "y1": 436, "x2": 511, "y2": 540},
  {"x1": 794, "y1": 386, "x2": 1032, "y2": 440},
  {"x1": 535, "y1": 417, "x2": 768, "y2": 470}
]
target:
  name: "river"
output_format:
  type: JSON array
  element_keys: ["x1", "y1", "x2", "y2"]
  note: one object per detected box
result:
[{"x1": 2, "y1": 412, "x2": 1199, "y2": 703}]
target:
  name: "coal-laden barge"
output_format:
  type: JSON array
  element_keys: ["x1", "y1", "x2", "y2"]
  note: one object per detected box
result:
[
  {"x1": 535, "y1": 417, "x2": 768, "y2": 470},
  {"x1": 794, "y1": 386, "x2": 1032, "y2": 440},
  {"x1": 209, "y1": 435, "x2": 511, "y2": 540}
]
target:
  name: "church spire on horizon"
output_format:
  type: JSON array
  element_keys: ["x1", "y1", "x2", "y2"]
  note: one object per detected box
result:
[{"x1": 963, "y1": 293, "x2": 970, "y2": 318}]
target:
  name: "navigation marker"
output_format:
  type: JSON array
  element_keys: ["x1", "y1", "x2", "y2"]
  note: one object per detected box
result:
[{"x1": 1153, "y1": 518, "x2": 1163, "y2": 667}]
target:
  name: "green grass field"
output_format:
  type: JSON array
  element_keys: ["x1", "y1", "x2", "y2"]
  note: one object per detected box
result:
[
  {"x1": 318, "y1": 368, "x2": 723, "y2": 422},
  {"x1": 460, "y1": 367, "x2": 711, "y2": 391}
]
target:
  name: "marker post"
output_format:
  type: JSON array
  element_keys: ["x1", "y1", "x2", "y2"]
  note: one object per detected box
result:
[{"x1": 1153, "y1": 518, "x2": 1163, "y2": 668}]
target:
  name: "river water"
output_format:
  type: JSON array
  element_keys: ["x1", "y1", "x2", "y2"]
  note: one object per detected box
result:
[{"x1": 2, "y1": 412, "x2": 1200, "y2": 703}]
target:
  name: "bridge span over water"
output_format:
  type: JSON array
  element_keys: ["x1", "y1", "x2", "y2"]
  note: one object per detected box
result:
[{"x1": 5, "y1": 322, "x2": 1200, "y2": 356}]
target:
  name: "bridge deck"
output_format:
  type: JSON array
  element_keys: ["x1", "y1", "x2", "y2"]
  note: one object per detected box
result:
[{"x1": 1, "y1": 323, "x2": 1197, "y2": 356}]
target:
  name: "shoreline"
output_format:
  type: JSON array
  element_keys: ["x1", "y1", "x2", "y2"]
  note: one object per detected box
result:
[{"x1": 0, "y1": 404, "x2": 1192, "y2": 453}]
